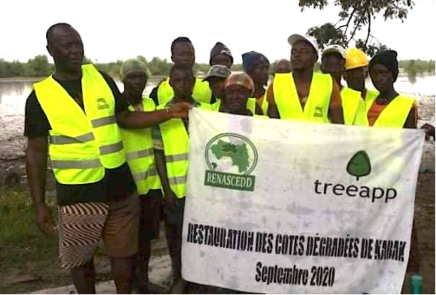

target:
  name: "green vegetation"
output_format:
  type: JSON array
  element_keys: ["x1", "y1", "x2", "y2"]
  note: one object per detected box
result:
[
  {"x1": 0, "y1": 55, "x2": 242, "y2": 79},
  {"x1": 300, "y1": 0, "x2": 415, "y2": 56},
  {"x1": 0, "y1": 188, "x2": 67, "y2": 293},
  {"x1": 0, "y1": 55, "x2": 433, "y2": 80},
  {"x1": 0, "y1": 188, "x2": 112, "y2": 293}
]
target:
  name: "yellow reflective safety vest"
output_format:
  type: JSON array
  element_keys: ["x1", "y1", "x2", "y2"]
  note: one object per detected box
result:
[
  {"x1": 120, "y1": 97, "x2": 161, "y2": 195},
  {"x1": 156, "y1": 105, "x2": 189, "y2": 199},
  {"x1": 211, "y1": 98, "x2": 257, "y2": 114},
  {"x1": 272, "y1": 72, "x2": 332, "y2": 123},
  {"x1": 364, "y1": 89, "x2": 379, "y2": 103},
  {"x1": 340, "y1": 87, "x2": 368, "y2": 126},
  {"x1": 366, "y1": 94, "x2": 416, "y2": 128},
  {"x1": 34, "y1": 64, "x2": 125, "y2": 185},
  {"x1": 257, "y1": 94, "x2": 269, "y2": 115},
  {"x1": 157, "y1": 77, "x2": 212, "y2": 105}
]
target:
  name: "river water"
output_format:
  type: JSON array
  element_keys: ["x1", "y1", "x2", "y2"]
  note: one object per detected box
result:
[{"x1": 0, "y1": 75, "x2": 434, "y2": 161}]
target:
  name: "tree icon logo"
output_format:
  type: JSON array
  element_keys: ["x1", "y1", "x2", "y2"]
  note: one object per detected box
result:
[{"x1": 346, "y1": 150, "x2": 372, "y2": 181}]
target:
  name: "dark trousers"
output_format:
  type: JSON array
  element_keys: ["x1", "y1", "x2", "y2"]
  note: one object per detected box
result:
[{"x1": 163, "y1": 197, "x2": 185, "y2": 280}]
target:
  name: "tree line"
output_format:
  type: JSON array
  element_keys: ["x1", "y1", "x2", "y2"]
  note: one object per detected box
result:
[{"x1": 0, "y1": 55, "x2": 434, "y2": 79}]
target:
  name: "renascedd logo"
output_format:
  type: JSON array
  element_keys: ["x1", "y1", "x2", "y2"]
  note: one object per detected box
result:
[
  {"x1": 313, "y1": 150, "x2": 398, "y2": 203},
  {"x1": 204, "y1": 133, "x2": 258, "y2": 192}
]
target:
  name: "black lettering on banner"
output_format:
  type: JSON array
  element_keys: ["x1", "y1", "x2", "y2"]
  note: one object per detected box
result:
[
  {"x1": 255, "y1": 232, "x2": 274, "y2": 254},
  {"x1": 187, "y1": 223, "x2": 406, "y2": 264},
  {"x1": 310, "y1": 266, "x2": 335, "y2": 287},
  {"x1": 255, "y1": 262, "x2": 335, "y2": 287},
  {"x1": 374, "y1": 239, "x2": 406, "y2": 261},
  {"x1": 313, "y1": 180, "x2": 398, "y2": 204},
  {"x1": 254, "y1": 261, "x2": 311, "y2": 286}
]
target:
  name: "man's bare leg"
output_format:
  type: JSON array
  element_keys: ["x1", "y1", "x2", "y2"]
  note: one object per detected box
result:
[
  {"x1": 71, "y1": 260, "x2": 96, "y2": 294},
  {"x1": 110, "y1": 255, "x2": 135, "y2": 294}
]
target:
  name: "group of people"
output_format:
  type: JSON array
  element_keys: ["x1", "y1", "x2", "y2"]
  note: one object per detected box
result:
[{"x1": 24, "y1": 22, "x2": 426, "y2": 294}]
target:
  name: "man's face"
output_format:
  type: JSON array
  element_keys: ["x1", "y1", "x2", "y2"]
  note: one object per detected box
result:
[
  {"x1": 210, "y1": 54, "x2": 232, "y2": 68},
  {"x1": 290, "y1": 41, "x2": 317, "y2": 71},
  {"x1": 170, "y1": 69, "x2": 195, "y2": 98},
  {"x1": 48, "y1": 27, "x2": 84, "y2": 73},
  {"x1": 248, "y1": 59, "x2": 270, "y2": 85},
  {"x1": 369, "y1": 64, "x2": 394, "y2": 93},
  {"x1": 224, "y1": 85, "x2": 251, "y2": 113},
  {"x1": 344, "y1": 66, "x2": 368, "y2": 92},
  {"x1": 275, "y1": 60, "x2": 291, "y2": 74},
  {"x1": 321, "y1": 53, "x2": 344, "y2": 84},
  {"x1": 171, "y1": 42, "x2": 195, "y2": 67},
  {"x1": 207, "y1": 77, "x2": 226, "y2": 99},
  {"x1": 123, "y1": 71, "x2": 147, "y2": 98}
]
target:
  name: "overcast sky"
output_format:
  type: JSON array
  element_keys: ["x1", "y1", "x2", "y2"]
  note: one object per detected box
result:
[{"x1": 1, "y1": 0, "x2": 434, "y2": 64}]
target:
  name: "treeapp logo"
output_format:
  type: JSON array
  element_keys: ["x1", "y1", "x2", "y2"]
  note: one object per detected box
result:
[
  {"x1": 314, "y1": 150, "x2": 398, "y2": 203},
  {"x1": 346, "y1": 150, "x2": 372, "y2": 180}
]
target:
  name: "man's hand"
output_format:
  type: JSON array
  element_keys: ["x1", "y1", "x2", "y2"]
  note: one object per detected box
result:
[
  {"x1": 421, "y1": 123, "x2": 435, "y2": 140},
  {"x1": 35, "y1": 203, "x2": 57, "y2": 236},
  {"x1": 163, "y1": 189, "x2": 178, "y2": 211},
  {"x1": 168, "y1": 102, "x2": 192, "y2": 119}
]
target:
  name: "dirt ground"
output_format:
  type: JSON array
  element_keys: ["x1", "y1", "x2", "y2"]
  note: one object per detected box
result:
[{"x1": 412, "y1": 172, "x2": 435, "y2": 294}]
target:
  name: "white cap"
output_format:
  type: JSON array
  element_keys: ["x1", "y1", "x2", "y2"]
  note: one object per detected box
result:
[
  {"x1": 322, "y1": 44, "x2": 346, "y2": 59},
  {"x1": 287, "y1": 34, "x2": 319, "y2": 53}
]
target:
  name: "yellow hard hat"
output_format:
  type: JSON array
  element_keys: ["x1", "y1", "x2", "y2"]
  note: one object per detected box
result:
[{"x1": 345, "y1": 48, "x2": 369, "y2": 70}]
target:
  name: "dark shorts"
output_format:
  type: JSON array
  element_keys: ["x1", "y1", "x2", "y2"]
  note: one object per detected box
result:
[
  {"x1": 58, "y1": 192, "x2": 140, "y2": 269},
  {"x1": 139, "y1": 189, "x2": 163, "y2": 242}
]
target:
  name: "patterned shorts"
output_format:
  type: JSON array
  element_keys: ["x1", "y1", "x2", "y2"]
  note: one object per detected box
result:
[{"x1": 58, "y1": 193, "x2": 139, "y2": 269}]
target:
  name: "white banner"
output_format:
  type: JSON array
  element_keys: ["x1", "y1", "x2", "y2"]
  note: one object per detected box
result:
[{"x1": 182, "y1": 108, "x2": 425, "y2": 294}]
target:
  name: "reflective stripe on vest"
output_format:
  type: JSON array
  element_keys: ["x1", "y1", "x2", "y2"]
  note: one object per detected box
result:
[
  {"x1": 34, "y1": 64, "x2": 125, "y2": 185},
  {"x1": 157, "y1": 105, "x2": 189, "y2": 198},
  {"x1": 50, "y1": 132, "x2": 94, "y2": 144},
  {"x1": 366, "y1": 94, "x2": 416, "y2": 128},
  {"x1": 341, "y1": 87, "x2": 368, "y2": 126},
  {"x1": 273, "y1": 72, "x2": 332, "y2": 123},
  {"x1": 157, "y1": 78, "x2": 212, "y2": 105},
  {"x1": 120, "y1": 97, "x2": 161, "y2": 194}
]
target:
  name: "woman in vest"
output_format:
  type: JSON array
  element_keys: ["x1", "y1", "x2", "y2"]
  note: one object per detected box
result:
[
  {"x1": 368, "y1": 50, "x2": 420, "y2": 289},
  {"x1": 367, "y1": 50, "x2": 417, "y2": 128}
]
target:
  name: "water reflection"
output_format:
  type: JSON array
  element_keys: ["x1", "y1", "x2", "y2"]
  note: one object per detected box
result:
[
  {"x1": 0, "y1": 75, "x2": 434, "y2": 159},
  {"x1": 407, "y1": 73, "x2": 417, "y2": 84}
]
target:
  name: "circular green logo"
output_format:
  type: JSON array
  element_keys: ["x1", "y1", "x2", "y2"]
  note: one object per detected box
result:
[{"x1": 205, "y1": 133, "x2": 258, "y2": 175}]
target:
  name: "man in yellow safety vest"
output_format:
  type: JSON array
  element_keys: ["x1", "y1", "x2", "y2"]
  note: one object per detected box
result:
[{"x1": 24, "y1": 23, "x2": 190, "y2": 294}]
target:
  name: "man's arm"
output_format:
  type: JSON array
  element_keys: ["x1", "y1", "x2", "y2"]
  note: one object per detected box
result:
[
  {"x1": 266, "y1": 84, "x2": 280, "y2": 118},
  {"x1": 254, "y1": 102, "x2": 263, "y2": 116},
  {"x1": 404, "y1": 106, "x2": 417, "y2": 129},
  {"x1": 24, "y1": 91, "x2": 56, "y2": 235},
  {"x1": 149, "y1": 85, "x2": 159, "y2": 106},
  {"x1": 153, "y1": 126, "x2": 178, "y2": 208},
  {"x1": 99, "y1": 70, "x2": 191, "y2": 129},
  {"x1": 26, "y1": 137, "x2": 56, "y2": 235},
  {"x1": 154, "y1": 149, "x2": 171, "y2": 196},
  {"x1": 328, "y1": 80, "x2": 345, "y2": 124},
  {"x1": 116, "y1": 105, "x2": 191, "y2": 129}
]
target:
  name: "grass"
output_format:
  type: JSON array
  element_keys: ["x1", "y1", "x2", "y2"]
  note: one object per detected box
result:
[{"x1": 0, "y1": 187, "x2": 71, "y2": 293}]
